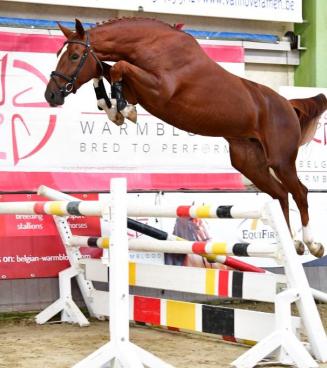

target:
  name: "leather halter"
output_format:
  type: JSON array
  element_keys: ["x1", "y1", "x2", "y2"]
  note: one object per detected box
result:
[{"x1": 51, "y1": 32, "x2": 103, "y2": 96}]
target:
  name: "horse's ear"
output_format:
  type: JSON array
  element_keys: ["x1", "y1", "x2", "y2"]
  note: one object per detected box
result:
[
  {"x1": 57, "y1": 22, "x2": 73, "y2": 39},
  {"x1": 75, "y1": 19, "x2": 85, "y2": 38}
]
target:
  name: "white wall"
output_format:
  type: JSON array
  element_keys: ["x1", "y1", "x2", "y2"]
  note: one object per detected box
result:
[{"x1": 245, "y1": 64, "x2": 295, "y2": 91}]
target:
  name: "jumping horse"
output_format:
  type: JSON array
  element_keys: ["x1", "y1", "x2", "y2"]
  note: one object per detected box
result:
[{"x1": 45, "y1": 18, "x2": 327, "y2": 257}]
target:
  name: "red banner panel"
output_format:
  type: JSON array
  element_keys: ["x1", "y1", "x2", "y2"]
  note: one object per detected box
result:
[
  {"x1": 0, "y1": 236, "x2": 69, "y2": 279},
  {"x1": 0, "y1": 193, "x2": 101, "y2": 279}
]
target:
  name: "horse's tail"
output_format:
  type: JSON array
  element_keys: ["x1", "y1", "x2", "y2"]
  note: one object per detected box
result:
[{"x1": 290, "y1": 93, "x2": 327, "y2": 145}]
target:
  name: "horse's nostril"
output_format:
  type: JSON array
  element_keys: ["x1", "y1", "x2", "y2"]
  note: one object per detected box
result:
[{"x1": 45, "y1": 90, "x2": 53, "y2": 102}]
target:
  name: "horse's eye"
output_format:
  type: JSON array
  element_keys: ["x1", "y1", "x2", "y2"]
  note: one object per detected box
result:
[{"x1": 71, "y1": 53, "x2": 79, "y2": 61}]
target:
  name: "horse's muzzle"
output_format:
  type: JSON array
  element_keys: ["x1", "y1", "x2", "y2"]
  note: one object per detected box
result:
[{"x1": 44, "y1": 87, "x2": 65, "y2": 107}]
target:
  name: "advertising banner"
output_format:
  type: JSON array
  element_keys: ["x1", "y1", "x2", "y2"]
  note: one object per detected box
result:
[{"x1": 0, "y1": 30, "x2": 245, "y2": 192}]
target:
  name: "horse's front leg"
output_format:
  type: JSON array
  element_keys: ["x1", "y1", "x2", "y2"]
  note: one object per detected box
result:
[
  {"x1": 111, "y1": 81, "x2": 137, "y2": 123},
  {"x1": 92, "y1": 62, "x2": 126, "y2": 126},
  {"x1": 93, "y1": 77, "x2": 124, "y2": 126},
  {"x1": 110, "y1": 61, "x2": 159, "y2": 124}
]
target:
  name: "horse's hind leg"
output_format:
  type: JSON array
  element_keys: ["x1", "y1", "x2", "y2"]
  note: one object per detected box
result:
[
  {"x1": 262, "y1": 133, "x2": 324, "y2": 258},
  {"x1": 228, "y1": 138, "x2": 305, "y2": 255},
  {"x1": 297, "y1": 179, "x2": 324, "y2": 257}
]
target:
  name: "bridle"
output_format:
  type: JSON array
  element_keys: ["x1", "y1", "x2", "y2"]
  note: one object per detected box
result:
[{"x1": 51, "y1": 31, "x2": 103, "y2": 97}]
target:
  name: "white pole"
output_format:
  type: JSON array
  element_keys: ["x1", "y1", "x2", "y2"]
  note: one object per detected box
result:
[
  {"x1": 37, "y1": 185, "x2": 74, "y2": 201},
  {"x1": 109, "y1": 178, "x2": 131, "y2": 358}
]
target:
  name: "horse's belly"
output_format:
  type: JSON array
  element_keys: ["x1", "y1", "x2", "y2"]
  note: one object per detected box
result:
[
  {"x1": 178, "y1": 123, "x2": 248, "y2": 137},
  {"x1": 162, "y1": 111, "x2": 254, "y2": 138}
]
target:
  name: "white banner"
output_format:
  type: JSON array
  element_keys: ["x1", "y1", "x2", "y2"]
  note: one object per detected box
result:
[
  {"x1": 0, "y1": 35, "x2": 244, "y2": 176},
  {"x1": 3, "y1": 0, "x2": 302, "y2": 23},
  {"x1": 0, "y1": 50, "x2": 232, "y2": 173}
]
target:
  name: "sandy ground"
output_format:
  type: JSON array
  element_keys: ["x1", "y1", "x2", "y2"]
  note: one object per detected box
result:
[
  {"x1": 1, "y1": 304, "x2": 327, "y2": 368},
  {"x1": 0, "y1": 319, "x2": 248, "y2": 368}
]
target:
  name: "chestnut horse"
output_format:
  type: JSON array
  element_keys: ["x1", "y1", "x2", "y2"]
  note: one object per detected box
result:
[{"x1": 45, "y1": 18, "x2": 327, "y2": 257}]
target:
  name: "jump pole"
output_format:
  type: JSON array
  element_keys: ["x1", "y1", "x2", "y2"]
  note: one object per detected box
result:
[
  {"x1": 127, "y1": 217, "x2": 266, "y2": 272},
  {"x1": 72, "y1": 178, "x2": 173, "y2": 368},
  {"x1": 70, "y1": 235, "x2": 280, "y2": 258},
  {"x1": 0, "y1": 200, "x2": 262, "y2": 219}
]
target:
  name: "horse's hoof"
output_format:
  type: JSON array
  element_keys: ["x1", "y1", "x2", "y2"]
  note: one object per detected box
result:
[
  {"x1": 113, "y1": 112, "x2": 125, "y2": 126},
  {"x1": 127, "y1": 107, "x2": 137, "y2": 123},
  {"x1": 293, "y1": 240, "x2": 305, "y2": 255},
  {"x1": 121, "y1": 105, "x2": 137, "y2": 123},
  {"x1": 307, "y1": 242, "x2": 324, "y2": 258}
]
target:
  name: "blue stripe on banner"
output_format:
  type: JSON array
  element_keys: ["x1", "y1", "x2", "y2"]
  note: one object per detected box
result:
[
  {"x1": 186, "y1": 30, "x2": 279, "y2": 43},
  {"x1": 0, "y1": 16, "x2": 279, "y2": 43}
]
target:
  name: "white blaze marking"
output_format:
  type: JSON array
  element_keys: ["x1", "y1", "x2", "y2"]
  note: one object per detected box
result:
[{"x1": 57, "y1": 43, "x2": 68, "y2": 61}]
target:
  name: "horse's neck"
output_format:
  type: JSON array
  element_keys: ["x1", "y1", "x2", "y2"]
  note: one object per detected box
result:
[{"x1": 92, "y1": 22, "x2": 168, "y2": 62}]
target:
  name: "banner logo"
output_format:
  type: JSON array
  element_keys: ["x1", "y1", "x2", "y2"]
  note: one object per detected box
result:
[{"x1": 0, "y1": 53, "x2": 56, "y2": 166}]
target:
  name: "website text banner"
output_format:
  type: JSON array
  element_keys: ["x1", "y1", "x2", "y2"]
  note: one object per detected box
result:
[
  {"x1": 4, "y1": 0, "x2": 302, "y2": 22},
  {"x1": 279, "y1": 87, "x2": 327, "y2": 191},
  {"x1": 108, "y1": 0, "x2": 302, "y2": 22},
  {"x1": 0, "y1": 31, "x2": 245, "y2": 191}
]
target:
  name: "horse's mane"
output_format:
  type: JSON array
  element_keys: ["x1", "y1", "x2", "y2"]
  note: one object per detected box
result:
[{"x1": 94, "y1": 17, "x2": 182, "y2": 31}]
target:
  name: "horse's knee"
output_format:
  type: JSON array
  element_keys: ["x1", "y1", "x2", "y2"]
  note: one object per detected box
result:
[{"x1": 109, "y1": 60, "x2": 127, "y2": 81}]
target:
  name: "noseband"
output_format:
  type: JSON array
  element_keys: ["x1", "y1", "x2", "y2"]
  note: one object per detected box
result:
[{"x1": 51, "y1": 32, "x2": 103, "y2": 96}]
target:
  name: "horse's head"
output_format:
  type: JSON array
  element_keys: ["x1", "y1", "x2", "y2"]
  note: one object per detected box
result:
[{"x1": 45, "y1": 19, "x2": 103, "y2": 107}]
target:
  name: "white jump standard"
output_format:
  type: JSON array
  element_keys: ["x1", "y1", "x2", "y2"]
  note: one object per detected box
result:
[{"x1": 72, "y1": 179, "x2": 173, "y2": 368}]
